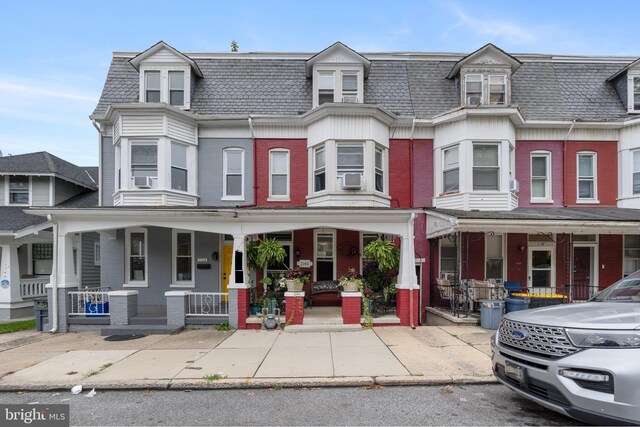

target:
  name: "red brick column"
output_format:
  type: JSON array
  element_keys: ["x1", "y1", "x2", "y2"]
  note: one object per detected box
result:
[
  {"x1": 237, "y1": 287, "x2": 250, "y2": 329},
  {"x1": 341, "y1": 292, "x2": 362, "y2": 324},
  {"x1": 285, "y1": 292, "x2": 305, "y2": 325},
  {"x1": 397, "y1": 288, "x2": 419, "y2": 326}
]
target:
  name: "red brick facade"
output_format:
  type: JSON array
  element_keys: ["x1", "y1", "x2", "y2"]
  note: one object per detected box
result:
[
  {"x1": 285, "y1": 294, "x2": 305, "y2": 325},
  {"x1": 341, "y1": 294, "x2": 362, "y2": 324},
  {"x1": 255, "y1": 139, "x2": 308, "y2": 207},
  {"x1": 563, "y1": 141, "x2": 618, "y2": 206},
  {"x1": 599, "y1": 235, "x2": 623, "y2": 288},
  {"x1": 397, "y1": 289, "x2": 419, "y2": 326}
]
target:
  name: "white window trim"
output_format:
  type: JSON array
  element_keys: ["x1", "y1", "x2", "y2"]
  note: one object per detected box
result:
[
  {"x1": 313, "y1": 229, "x2": 336, "y2": 282},
  {"x1": 168, "y1": 70, "x2": 185, "y2": 107},
  {"x1": 628, "y1": 74, "x2": 640, "y2": 114},
  {"x1": 125, "y1": 228, "x2": 148, "y2": 288},
  {"x1": 170, "y1": 141, "x2": 189, "y2": 193},
  {"x1": 5, "y1": 175, "x2": 32, "y2": 206},
  {"x1": 488, "y1": 74, "x2": 507, "y2": 106},
  {"x1": 464, "y1": 74, "x2": 484, "y2": 105},
  {"x1": 632, "y1": 150, "x2": 640, "y2": 195},
  {"x1": 442, "y1": 145, "x2": 460, "y2": 194},
  {"x1": 139, "y1": 65, "x2": 191, "y2": 109},
  {"x1": 530, "y1": 151, "x2": 553, "y2": 203},
  {"x1": 313, "y1": 145, "x2": 326, "y2": 194},
  {"x1": 130, "y1": 140, "x2": 158, "y2": 189},
  {"x1": 144, "y1": 70, "x2": 161, "y2": 103},
  {"x1": 171, "y1": 229, "x2": 195, "y2": 288},
  {"x1": 528, "y1": 245, "x2": 556, "y2": 290},
  {"x1": 484, "y1": 234, "x2": 506, "y2": 281},
  {"x1": 374, "y1": 146, "x2": 385, "y2": 194},
  {"x1": 313, "y1": 68, "x2": 363, "y2": 107},
  {"x1": 268, "y1": 149, "x2": 290, "y2": 201},
  {"x1": 94, "y1": 241, "x2": 101, "y2": 267},
  {"x1": 472, "y1": 143, "x2": 501, "y2": 192},
  {"x1": 576, "y1": 151, "x2": 599, "y2": 203},
  {"x1": 222, "y1": 148, "x2": 245, "y2": 201},
  {"x1": 336, "y1": 142, "x2": 365, "y2": 178}
]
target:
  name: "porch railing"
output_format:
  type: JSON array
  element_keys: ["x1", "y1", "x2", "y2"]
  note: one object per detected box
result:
[
  {"x1": 20, "y1": 278, "x2": 49, "y2": 299},
  {"x1": 186, "y1": 292, "x2": 229, "y2": 317},
  {"x1": 68, "y1": 288, "x2": 111, "y2": 316}
]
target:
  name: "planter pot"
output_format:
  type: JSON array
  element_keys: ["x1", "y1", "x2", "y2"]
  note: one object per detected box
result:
[
  {"x1": 285, "y1": 279, "x2": 304, "y2": 292},
  {"x1": 84, "y1": 301, "x2": 109, "y2": 316},
  {"x1": 250, "y1": 306, "x2": 262, "y2": 315},
  {"x1": 342, "y1": 280, "x2": 360, "y2": 292}
]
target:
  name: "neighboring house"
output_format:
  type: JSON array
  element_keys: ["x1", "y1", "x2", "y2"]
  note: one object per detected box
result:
[
  {"x1": 0, "y1": 152, "x2": 99, "y2": 319},
  {"x1": 33, "y1": 41, "x2": 640, "y2": 332}
]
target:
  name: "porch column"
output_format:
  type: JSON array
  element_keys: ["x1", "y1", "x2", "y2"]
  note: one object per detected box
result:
[
  {"x1": 285, "y1": 291, "x2": 305, "y2": 325},
  {"x1": 396, "y1": 229, "x2": 419, "y2": 326},
  {"x1": 0, "y1": 245, "x2": 23, "y2": 305},
  {"x1": 341, "y1": 292, "x2": 362, "y2": 324},
  {"x1": 166, "y1": 291, "x2": 189, "y2": 327},
  {"x1": 228, "y1": 234, "x2": 249, "y2": 329},
  {"x1": 56, "y1": 233, "x2": 79, "y2": 288},
  {"x1": 109, "y1": 290, "x2": 138, "y2": 326}
]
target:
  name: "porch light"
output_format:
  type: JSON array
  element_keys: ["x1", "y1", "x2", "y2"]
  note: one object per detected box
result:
[
  {"x1": 295, "y1": 248, "x2": 301, "y2": 258},
  {"x1": 559, "y1": 369, "x2": 610, "y2": 383},
  {"x1": 212, "y1": 252, "x2": 219, "y2": 261}
]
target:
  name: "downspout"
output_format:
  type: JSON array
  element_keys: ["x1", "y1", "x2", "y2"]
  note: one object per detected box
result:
[
  {"x1": 563, "y1": 119, "x2": 576, "y2": 207},
  {"x1": 249, "y1": 114, "x2": 258, "y2": 203},
  {"x1": 408, "y1": 213, "x2": 416, "y2": 329},
  {"x1": 409, "y1": 117, "x2": 416, "y2": 208},
  {"x1": 48, "y1": 215, "x2": 58, "y2": 333}
]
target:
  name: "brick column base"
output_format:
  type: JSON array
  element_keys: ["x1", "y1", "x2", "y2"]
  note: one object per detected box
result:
[
  {"x1": 285, "y1": 292, "x2": 305, "y2": 325},
  {"x1": 237, "y1": 288, "x2": 250, "y2": 329},
  {"x1": 341, "y1": 292, "x2": 362, "y2": 324},
  {"x1": 397, "y1": 288, "x2": 419, "y2": 326}
]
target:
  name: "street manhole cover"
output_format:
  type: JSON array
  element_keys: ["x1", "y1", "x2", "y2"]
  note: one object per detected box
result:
[{"x1": 104, "y1": 334, "x2": 147, "y2": 341}]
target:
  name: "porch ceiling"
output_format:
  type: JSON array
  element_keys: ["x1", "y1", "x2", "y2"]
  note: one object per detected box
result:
[{"x1": 426, "y1": 207, "x2": 640, "y2": 238}]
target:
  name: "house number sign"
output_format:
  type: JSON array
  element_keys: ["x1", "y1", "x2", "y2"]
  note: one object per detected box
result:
[{"x1": 0, "y1": 279, "x2": 9, "y2": 289}]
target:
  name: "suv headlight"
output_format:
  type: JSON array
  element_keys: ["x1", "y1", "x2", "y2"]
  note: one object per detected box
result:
[{"x1": 565, "y1": 329, "x2": 640, "y2": 348}]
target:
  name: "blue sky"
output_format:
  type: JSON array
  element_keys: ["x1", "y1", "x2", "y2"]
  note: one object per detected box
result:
[{"x1": 1, "y1": 0, "x2": 639, "y2": 166}]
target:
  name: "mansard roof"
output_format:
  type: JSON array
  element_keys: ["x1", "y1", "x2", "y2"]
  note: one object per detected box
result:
[
  {"x1": 0, "y1": 152, "x2": 97, "y2": 189},
  {"x1": 92, "y1": 42, "x2": 634, "y2": 122},
  {"x1": 128, "y1": 40, "x2": 203, "y2": 77},
  {"x1": 446, "y1": 43, "x2": 521, "y2": 79},
  {"x1": 305, "y1": 41, "x2": 371, "y2": 77}
]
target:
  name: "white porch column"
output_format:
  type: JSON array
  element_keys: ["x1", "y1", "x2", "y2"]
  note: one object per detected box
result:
[
  {"x1": 396, "y1": 215, "x2": 419, "y2": 327},
  {"x1": 0, "y1": 245, "x2": 23, "y2": 304},
  {"x1": 56, "y1": 233, "x2": 79, "y2": 287},
  {"x1": 228, "y1": 234, "x2": 249, "y2": 329}
]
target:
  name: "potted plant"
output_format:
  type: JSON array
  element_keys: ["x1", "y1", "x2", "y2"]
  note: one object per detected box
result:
[
  {"x1": 339, "y1": 267, "x2": 364, "y2": 292},
  {"x1": 363, "y1": 238, "x2": 400, "y2": 272},
  {"x1": 254, "y1": 238, "x2": 286, "y2": 269},
  {"x1": 282, "y1": 267, "x2": 310, "y2": 292}
]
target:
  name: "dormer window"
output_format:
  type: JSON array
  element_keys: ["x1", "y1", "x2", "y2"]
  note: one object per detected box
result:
[
  {"x1": 145, "y1": 71, "x2": 160, "y2": 102},
  {"x1": 464, "y1": 74, "x2": 507, "y2": 106},
  {"x1": 315, "y1": 71, "x2": 361, "y2": 106},
  {"x1": 169, "y1": 71, "x2": 185, "y2": 106},
  {"x1": 465, "y1": 74, "x2": 483, "y2": 104},
  {"x1": 318, "y1": 72, "x2": 335, "y2": 105},
  {"x1": 8, "y1": 176, "x2": 30, "y2": 205},
  {"x1": 489, "y1": 75, "x2": 506, "y2": 105},
  {"x1": 342, "y1": 73, "x2": 358, "y2": 102},
  {"x1": 634, "y1": 77, "x2": 640, "y2": 111}
]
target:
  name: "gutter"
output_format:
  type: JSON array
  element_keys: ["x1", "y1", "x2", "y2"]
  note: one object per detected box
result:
[{"x1": 48, "y1": 214, "x2": 58, "y2": 333}]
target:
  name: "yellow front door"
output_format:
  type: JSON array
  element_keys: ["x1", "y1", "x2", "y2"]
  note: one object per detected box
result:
[{"x1": 222, "y1": 244, "x2": 234, "y2": 294}]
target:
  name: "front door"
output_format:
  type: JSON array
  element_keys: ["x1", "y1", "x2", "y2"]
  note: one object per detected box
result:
[
  {"x1": 528, "y1": 248, "x2": 554, "y2": 290},
  {"x1": 315, "y1": 231, "x2": 335, "y2": 281},
  {"x1": 222, "y1": 244, "x2": 233, "y2": 293},
  {"x1": 573, "y1": 246, "x2": 592, "y2": 300}
]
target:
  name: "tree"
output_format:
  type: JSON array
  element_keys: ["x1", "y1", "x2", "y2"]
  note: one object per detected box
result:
[{"x1": 230, "y1": 40, "x2": 239, "y2": 52}]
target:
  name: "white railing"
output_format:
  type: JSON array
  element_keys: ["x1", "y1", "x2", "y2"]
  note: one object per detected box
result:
[
  {"x1": 187, "y1": 292, "x2": 229, "y2": 317},
  {"x1": 20, "y1": 278, "x2": 49, "y2": 299},
  {"x1": 68, "y1": 288, "x2": 111, "y2": 316}
]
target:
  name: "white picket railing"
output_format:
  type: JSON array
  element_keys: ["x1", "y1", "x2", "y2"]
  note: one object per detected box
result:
[
  {"x1": 68, "y1": 289, "x2": 111, "y2": 316},
  {"x1": 186, "y1": 292, "x2": 229, "y2": 317},
  {"x1": 20, "y1": 278, "x2": 49, "y2": 299}
]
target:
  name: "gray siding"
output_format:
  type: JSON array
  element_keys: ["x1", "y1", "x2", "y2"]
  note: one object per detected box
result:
[
  {"x1": 100, "y1": 228, "x2": 221, "y2": 306},
  {"x1": 613, "y1": 75, "x2": 628, "y2": 110},
  {"x1": 81, "y1": 232, "x2": 101, "y2": 287},
  {"x1": 101, "y1": 136, "x2": 114, "y2": 206},
  {"x1": 197, "y1": 138, "x2": 254, "y2": 206},
  {"x1": 54, "y1": 178, "x2": 84, "y2": 205},
  {"x1": 32, "y1": 176, "x2": 50, "y2": 206}
]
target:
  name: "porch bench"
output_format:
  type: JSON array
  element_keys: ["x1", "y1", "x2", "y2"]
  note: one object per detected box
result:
[{"x1": 307, "y1": 280, "x2": 342, "y2": 308}]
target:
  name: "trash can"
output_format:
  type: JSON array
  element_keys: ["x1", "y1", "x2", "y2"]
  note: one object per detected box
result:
[
  {"x1": 33, "y1": 298, "x2": 48, "y2": 332},
  {"x1": 505, "y1": 297, "x2": 530, "y2": 313},
  {"x1": 479, "y1": 299, "x2": 504, "y2": 330}
]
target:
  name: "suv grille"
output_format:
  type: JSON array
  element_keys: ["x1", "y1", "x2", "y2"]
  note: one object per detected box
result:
[{"x1": 499, "y1": 319, "x2": 580, "y2": 359}]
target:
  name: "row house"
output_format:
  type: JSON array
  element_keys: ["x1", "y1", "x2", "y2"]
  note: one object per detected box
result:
[
  {"x1": 34, "y1": 41, "x2": 640, "y2": 331},
  {"x1": 0, "y1": 152, "x2": 98, "y2": 319}
]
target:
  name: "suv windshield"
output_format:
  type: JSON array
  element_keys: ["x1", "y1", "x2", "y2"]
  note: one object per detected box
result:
[{"x1": 592, "y1": 278, "x2": 640, "y2": 302}]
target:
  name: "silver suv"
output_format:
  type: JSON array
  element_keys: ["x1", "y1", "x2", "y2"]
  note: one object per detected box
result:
[{"x1": 491, "y1": 272, "x2": 640, "y2": 425}]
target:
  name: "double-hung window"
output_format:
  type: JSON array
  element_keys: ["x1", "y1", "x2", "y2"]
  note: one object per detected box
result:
[
  {"x1": 126, "y1": 229, "x2": 147, "y2": 285},
  {"x1": 342, "y1": 73, "x2": 358, "y2": 102},
  {"x1": 633, "y1": 151, "x2": 640, "y2": 195},
  {"x1": 223, "y1": 148, "x2": 244, "y2": 199},
  {"x1": 442, "y1": 146, "x2": 459, "y2": 193},
  {"x1": 375, "y1": 147, "x2": 384, "y2": 192},
  {"x1": 531, "y1": 152, "x2": 551, "y2": 201},
  {"x1": 337, "y1": 144, "x2": 364, "y2": 176},
  {"x1": 314, "y1": 146, "x2": 326, "y2": 192},
  {"x1": 171, "y1": 142, "x2": 188, "y2": 192},
  {"x1": 489, "y1": 75, "x2": 506, "y2": 105},
  {"x1": 168, "y1": 71, "x2": 185, "y2": 106},
  {"x1": 8, "y1": 176, "x2": 29, "y2": 204},
  {"x1": 145, "y1": 71, "x2": 160, "y2": 102},
  {"x1": 485, "y1": 234, "x2": 504, "y2": 281},
  {"x1": 269, "y1": 149, "x2": 289, "y2": 199},
  {"x1": 473, "y1": 144, "x2": 499, "y2": 191},
  {"x1": 634, "y1": 77, "x2": 640, "y2": 111},
  {"x1": 577, "y1": 152, "x2": 596, "y2": 201},
  {"x1": 318, "y1": 72, "x2": 334, "y2": 105},
  {"x1": 465, "y1": 74, "x2": 483, "y2": 104},
  {"x1": 131, "y1": 142, "x2": 158, "y2": 183},
  {"x1": 173, "y1": 230, "x2": 194, "y2": 285}
]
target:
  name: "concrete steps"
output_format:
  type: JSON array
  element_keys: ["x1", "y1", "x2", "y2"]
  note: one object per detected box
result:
[{"x1": 129, "y1": 316, "x2": 167, "y2": 325}]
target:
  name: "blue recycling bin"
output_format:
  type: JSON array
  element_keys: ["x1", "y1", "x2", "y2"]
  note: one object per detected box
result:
[
  {"x1": 479, "y1": 299, "x2": 504, "y2": 330},
  {"x1": 505, "y1": 297, "x2": 530, "y2": 313}
]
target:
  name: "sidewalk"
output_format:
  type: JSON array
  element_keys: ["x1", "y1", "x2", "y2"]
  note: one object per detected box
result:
[{"x1": 0, "y1": 326, "x2": 496, "y2": 391}]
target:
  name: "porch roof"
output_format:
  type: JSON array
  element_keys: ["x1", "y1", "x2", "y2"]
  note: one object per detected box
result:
[
  {"x1": 426, "y1": 207, "x2": 640, "y2": 238},
  {"x1": 0, "y1": 207, "x2": 49, "y2": 236}
]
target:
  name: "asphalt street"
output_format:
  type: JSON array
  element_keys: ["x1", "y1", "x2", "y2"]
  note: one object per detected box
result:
[{"x1": 0, "y1": 384, "x2": 582, "y2": 426}]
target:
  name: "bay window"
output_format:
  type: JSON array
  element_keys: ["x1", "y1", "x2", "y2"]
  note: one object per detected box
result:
[
  {"x1": 269, "y1": 149, "x2": 289, "y2": 199},
  {"x1": 223, "y1": 148, "x2": 244, "y2": 199},
  {"x1": 172, "y1": 230, "x2": 194, "y2": 285},
  {"x1": 442, "y1": 146, "x2": 459, "y2": 193},
  {"x1": 314, "y1": 146, "x2": 326, "y2": 192},
  {"x1": 171, "y1": 142, "x2": 188, "y2": 192},
  {"x1": 633, "y1": 151, "x2": 640, "y2": 195},
  {"x1": 473, "y1": 144, "x2": 499, "y2": 191},
  {"x1": 375, "y1": 147, "x2": 384, "y2": 192},
  {"x1": 337, "y1": 144, "x2": 364, "y2": 176},
  {"x1": 131, "y1": 142, "x2": 158, "y2": 180},
  {"x1": 531, "y1": 151, "x2": 551, "y2": 201},
  {"x1": 577, "y1": 152, "x2": 596, "y2": 201}
]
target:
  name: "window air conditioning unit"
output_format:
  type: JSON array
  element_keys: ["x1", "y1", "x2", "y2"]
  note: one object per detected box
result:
[
  {"x1": 342, "y1": 173, "x2": 363, "y2": 190},
  {"x1": 134, "y1": 176, "x2": 152, "y2": 188},
  {"x1": 509, "y1": 179, "x2": 520, "y2": 192},
  {"x1": 342, "y1": 95, "x2": 358, "y2": 103}
]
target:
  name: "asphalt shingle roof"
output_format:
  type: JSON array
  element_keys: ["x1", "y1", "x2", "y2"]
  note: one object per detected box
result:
[
  {"x1": 92, "y1": 49, "x2": 634, "y2": 121},
  {"x1": 431, "y1": 207, "x2": 640, "y2": 222},
  {"x1": 0, "y1": 152, "x2": 97, "y2": 189},
  {"x1": 0, "y1": 207, "x2": 48, "y2": 232}
]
